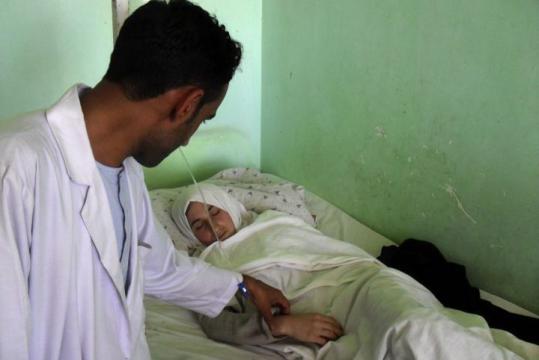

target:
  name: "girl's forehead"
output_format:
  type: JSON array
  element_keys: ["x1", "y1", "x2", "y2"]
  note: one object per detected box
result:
[
  {"x1": 186, "y1": 201, "x2": 204, "y2": 216},
  {"x1": 186, "y1": 201, "x2": 227, "y2": 219}
]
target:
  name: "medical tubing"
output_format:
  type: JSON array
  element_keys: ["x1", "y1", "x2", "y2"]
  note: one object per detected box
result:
[{"x1": 178, "y1": 149, "x2": 228, "y2": 256}]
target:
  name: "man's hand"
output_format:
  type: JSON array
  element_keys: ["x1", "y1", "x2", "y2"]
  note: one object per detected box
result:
[
  {"x1": 270, "y1": 313, "x2": 344, "y2": 346},
  {"x1": 242, "y1": 274, "x2": 290, "y2": 328}
]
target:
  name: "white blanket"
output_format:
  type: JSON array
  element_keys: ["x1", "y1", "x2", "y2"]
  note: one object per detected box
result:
[{"x1": 199, "y1": 211, "x2": 525, "y2": 360}]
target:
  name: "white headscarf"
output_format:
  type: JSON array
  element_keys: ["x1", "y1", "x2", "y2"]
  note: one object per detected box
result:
[{"x1": 171, "y1": 183, "x2": 250, "y2": 247}]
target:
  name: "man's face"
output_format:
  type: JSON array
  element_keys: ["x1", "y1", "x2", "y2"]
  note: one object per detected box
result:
[{"x1": 135, "y1": 86, "x2": 228, "y2": 167}]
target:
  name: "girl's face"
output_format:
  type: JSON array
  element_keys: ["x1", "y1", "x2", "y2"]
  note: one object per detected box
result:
[{"x1": 185, "y1": 201, "x2": 236, "y2": 246}]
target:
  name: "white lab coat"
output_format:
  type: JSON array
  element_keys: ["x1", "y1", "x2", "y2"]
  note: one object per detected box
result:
[{"x1": 0, "y1": 85, "x2": 242, "y2": 360}]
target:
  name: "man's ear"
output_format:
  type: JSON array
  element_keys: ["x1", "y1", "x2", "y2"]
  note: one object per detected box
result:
[{"x1": 171, "y1": 88, "x2": 205, "y2": 125}]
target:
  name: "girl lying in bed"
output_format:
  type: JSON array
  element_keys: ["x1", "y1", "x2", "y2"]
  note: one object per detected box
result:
[
  {"x1": 171, "y1": 183, "x2": 528, "y2": 359},
  {"x1": 172, "y1": 184, "x2": 344, "y2": 348}
]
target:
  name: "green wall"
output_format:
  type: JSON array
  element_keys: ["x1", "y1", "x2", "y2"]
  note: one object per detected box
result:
[
  {"x1": 0, "y1": 0, "x2": 113, "y2": 120},
  {"x1": 261, "y1": 0, "x2": 539, "y2": 313}
]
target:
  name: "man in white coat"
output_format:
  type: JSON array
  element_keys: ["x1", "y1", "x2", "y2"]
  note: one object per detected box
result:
[{"x1": 0, "y1": 1, "x2": 289, "y2": 359}]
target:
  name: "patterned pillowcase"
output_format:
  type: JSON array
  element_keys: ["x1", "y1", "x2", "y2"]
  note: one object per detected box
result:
[{"x1": 207, "y1": 168, "x2": 316, "y2": 227}]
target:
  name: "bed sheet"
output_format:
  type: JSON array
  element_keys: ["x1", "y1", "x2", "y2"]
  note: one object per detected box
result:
[{"x1": 146, "y1": 170, "x2": 538, "y2": 359}]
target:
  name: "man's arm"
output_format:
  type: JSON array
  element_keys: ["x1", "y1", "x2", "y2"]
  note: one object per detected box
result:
[
  {"x1": 141, "y1": 214, "x2": 291, "y2": 319},
  {"x1": 242, "y1": 274, "x2": 290, "y2": 328},
  {"x1": 140, "y1": 211, "x2": 241, "y2": 317},
  {"x1": 136, "y1": 182, "x2": 290, "y2": 318},
  {"x1": 198, "y1": 292, "x2": 343, "y2": 346},
  {"x1": 0, "y1": 165, "x2": 32, "y2": 359}
]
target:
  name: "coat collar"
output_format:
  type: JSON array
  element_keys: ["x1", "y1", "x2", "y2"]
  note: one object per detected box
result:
[{"x1": 45, "y1": 84, "x2": 94, "y2": 186}]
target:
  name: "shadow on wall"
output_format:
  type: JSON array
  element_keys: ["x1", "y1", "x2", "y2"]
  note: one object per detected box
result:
[{"x1": 143, "y1": 127, "x2": 257, "y2": 190}]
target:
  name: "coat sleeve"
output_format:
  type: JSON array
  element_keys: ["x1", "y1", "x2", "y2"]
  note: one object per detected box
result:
[
  {"x1": 197, "y1": 293, "x2": 282, "y2": 345},
  {"x1": 134, "y1": 175, "x2": 241, "y2": 317},
  {"x1": 0, "y1": 165, "x2": 32, "y2": 360}
]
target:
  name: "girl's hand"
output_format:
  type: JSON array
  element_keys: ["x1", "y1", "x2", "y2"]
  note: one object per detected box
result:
[{"x1": 270, "y1": 313, "x2": 344, "y2": 346}]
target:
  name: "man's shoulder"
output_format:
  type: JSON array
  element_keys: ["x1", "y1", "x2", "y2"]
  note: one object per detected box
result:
[
  {"x1": 1, "y1": 109, "x2": 50, "y2": 140},
  {"x1": 0, "y1": 111, "x2": 53, "y2": 174}
]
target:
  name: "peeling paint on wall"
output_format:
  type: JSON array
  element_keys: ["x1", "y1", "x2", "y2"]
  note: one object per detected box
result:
[
  {"x1": 375, "y1": 126, "x2": 387, "y2": 138},
  {"x1": 443, "y1": 184, "x2": 478, "y2": 224}
]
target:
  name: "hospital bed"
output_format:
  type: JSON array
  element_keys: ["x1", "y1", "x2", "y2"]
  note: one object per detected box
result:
[{"x1": 145, "y1": 168, "x2": 539, "y2": 359}]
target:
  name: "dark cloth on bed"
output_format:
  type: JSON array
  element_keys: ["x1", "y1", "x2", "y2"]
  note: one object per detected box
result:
[{"x1": 377, "y1": 239, "x2": 539, "y2": 345}]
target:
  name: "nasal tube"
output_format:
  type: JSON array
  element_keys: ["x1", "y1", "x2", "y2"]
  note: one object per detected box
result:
[{"x1": 179, "y1": 149, "x2": 229, "y2": 261}]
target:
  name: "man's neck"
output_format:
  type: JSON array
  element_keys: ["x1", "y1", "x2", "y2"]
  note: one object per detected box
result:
[{"x1": 80, "y1": 81, "x2": 146, "y2": 167}]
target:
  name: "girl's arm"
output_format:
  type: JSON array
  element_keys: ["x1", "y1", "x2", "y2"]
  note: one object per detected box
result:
[
  {"x1": 270, "y1": 313, "x2": 343, "y2": 346},
  {"x1": 198, "y1": 292, "x2": 343, "y2": 346}
]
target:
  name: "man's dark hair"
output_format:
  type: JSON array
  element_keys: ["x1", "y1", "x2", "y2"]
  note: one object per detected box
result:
[{"x1": 104, "y1": 0, "x2": 242, "y2": 103}]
